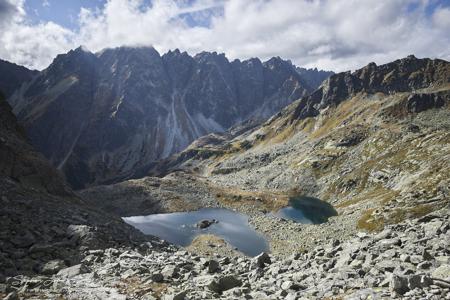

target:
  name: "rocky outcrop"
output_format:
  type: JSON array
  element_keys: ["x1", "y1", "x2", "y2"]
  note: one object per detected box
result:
[
  {"x1": 406, "y1": 92, "x2": 447, "y2": 113},
  {"x1": 291, "y1": 55, "x2": 450, "y2": 120},
  {"x1": 7, "y1": 47, "x2": 331, "y2": 189},
  {"x1": 296, "y1": 67, "x2": 334, "y2": 92}
]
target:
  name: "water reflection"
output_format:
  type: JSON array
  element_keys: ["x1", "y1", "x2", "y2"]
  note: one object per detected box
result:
[
  {"x1": 124, "y1": 208, "x2": 269, "y2": 257},
  {"x1": 275, "y1": 196, "x2": 338, "y2": 224}
]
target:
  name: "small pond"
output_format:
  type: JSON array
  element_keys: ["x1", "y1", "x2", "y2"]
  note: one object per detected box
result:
[
  {"x1": 274, "y1": 196, "x2": 338, "y2": 224},
  {"x1": 123, "y1": 208, "x2": 269, "y2": 257}
]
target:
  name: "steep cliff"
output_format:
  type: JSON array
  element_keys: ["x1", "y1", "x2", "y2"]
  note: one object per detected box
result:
[
  {"x1": 9, "y1": 47, "x2": 330, "y2": 189},
  {"x1": 0, "y1": 91, "x2": 152, "y2": 279}
]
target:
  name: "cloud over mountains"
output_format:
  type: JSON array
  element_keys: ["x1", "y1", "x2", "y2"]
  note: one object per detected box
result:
[{"x1": 0, "y1": 0, "x2": 449, "y2": 71}]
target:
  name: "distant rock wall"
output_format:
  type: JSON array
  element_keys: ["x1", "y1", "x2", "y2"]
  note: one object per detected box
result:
[{"x1": 8, "y1": 47, "x2": 331, "y2": 189}]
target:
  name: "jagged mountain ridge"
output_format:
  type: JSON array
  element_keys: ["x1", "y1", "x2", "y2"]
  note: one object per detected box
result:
[
  {"x1": 140, "y1": 55, "x2": 450, "y2": 177},
  {"x1": 0, "y1": 59, "x2": 38, "y2": 98},
  {"x1": 8, "y1": 46, "x2": 332, "y2": 189},
  {"x1": 296, "y1": 67, "x2": 334, "y2": 92},
  {"x1": 290, "y1": 55, "x2": 450, "y2": 120}
]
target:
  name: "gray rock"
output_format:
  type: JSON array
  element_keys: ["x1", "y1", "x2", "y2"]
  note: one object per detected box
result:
[
  {"x1": 390, "y1": 274, "x2": 432, "y2": 295},
  {"x1": 407, "y1": 274, "x2": 432, "y2": 290},
  {"x1": 390, "y1": 275, "x2": 409, "y2": 295},
  {"x1": 208, "y1": 275, "x2": 242, "y2": 293},
  {"x1": 417, "y1": 261, "x2": 432, "y2": 269},
  {"x1": 151, "y1": 273, "x2": 164, "y2": 283},
  {"x1": 432, "y1": 264, "x2": 450, "y2": 280},
  {"x1": 280, "y1": 280, "x2": 302, "y2": 291},
  {"x1": 162, "y1": 265, "x2": 179, "y2": 279},
  {"x1": 197, "y1": 219, "x2": 218, "y2": 229},
  {"x1": 254, "y1": 252, "x2": 271, "y2": 268},
  {"x1": 422, "y1": 249, "x2": 433, "y2": 261},
  {"x1": 165, "y1": 291, "x2": 187, "y2": 300},
  {"x1": 39, "y1": 259, "x2": 66, "y2": 275},
  {"x1": 207, "y1": 260, "x2": 220, "y2": 273},
  {"x1": 57, "y1": 264, "x2": 90, "y2": 278}
]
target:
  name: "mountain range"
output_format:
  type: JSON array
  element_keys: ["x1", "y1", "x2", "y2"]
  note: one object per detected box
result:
[
  {"x1": 0, "y1": 50, "x2": 449, "y2": 299},
  {"x1": 6, "y1": 47, "x2": 332, "y2": 189},
  {"x1": 82, "y1": 55, "x2": 450, "y2": 234}
]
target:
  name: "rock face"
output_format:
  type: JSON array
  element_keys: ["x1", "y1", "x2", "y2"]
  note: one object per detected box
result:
[
  {"x1": 7, "y1": 47, "x2": 331, "y2": 189},
  {"x1": 0, "y1": 59, "x2": 38, "y2": 98},
  {"x1": 0, "y1": 91, "x2": 69, "y2": 195},
  {"x1": 141, "y1": 56, "x2": 450, "y2": 176},
  {"x1": 291, "y1": 55, "x2": 450, "y2": 119},
  {"x1": 0, "y1": 91, "x2": 154, "y2": 279},
  {"x1": 296, "y1": 67, "x2": 334, "y2": 91}
]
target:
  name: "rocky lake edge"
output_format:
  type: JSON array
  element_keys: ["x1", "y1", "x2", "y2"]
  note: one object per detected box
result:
[{"x1": 1, "y1": 206, "x2": 449, "y2": 299}]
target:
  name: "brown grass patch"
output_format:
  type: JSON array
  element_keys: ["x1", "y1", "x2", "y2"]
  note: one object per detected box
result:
[
  {"x1": 213, "y1": 186, "x2": 291, "y2": 212},
  {"x1": 116, "y1": 276, "x2": 168, "y2": 298},
  {"x1": 357, "y1": 208, "x2": 385, "y2": 232}
]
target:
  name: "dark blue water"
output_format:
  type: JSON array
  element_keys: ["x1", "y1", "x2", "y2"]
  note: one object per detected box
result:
[
  {"x1": 275, "y1": 196, "x2": 338, "y2": 224},
  {"x1": 123, "y1": 208, "x2": 269, "y2": 257}
]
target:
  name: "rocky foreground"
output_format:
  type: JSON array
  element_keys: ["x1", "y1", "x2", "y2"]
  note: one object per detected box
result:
[{"x1": 2, "y1": 207, "x2": 448, "y2": 300}]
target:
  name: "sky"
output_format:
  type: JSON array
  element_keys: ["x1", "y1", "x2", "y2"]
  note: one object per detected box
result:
[{"x1": 0, "y1": 0, "x2": 449, "y2": 72}]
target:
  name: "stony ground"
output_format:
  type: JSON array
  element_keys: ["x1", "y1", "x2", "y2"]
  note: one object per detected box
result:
[{"x1": 2, "y1": 207, "x2": 449, "y2": 300}]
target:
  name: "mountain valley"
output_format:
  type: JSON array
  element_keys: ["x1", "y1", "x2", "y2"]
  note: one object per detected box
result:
[{"x1": 1, "y1": 50, "x2": 449, "y2": 299}]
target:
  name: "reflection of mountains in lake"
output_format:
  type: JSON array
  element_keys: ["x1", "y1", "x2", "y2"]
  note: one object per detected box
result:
[
  {"x1": 276, "y1": 196, "x2": 338, "y2": 224},
  {"x1": 123, "y1": 208, "x2": 269, "y2": 257}
]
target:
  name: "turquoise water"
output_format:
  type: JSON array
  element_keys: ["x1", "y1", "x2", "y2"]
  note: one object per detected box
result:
[
  {"x1": 275, "y1": 196, "x2": 338, "y2": 224},
  {"x1": 123, "y1": 208, "x2": 269, "y2": 257}
]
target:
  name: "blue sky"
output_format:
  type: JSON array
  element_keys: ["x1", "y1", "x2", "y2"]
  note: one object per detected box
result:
[
  {"x1": 23, "y1": 0, "x2": 450, "y2": 30},
  {"x1": 24, "y1": 0, "x2": 223, "y2": 29},
  {"x1": 1, "y1": 0, "x2": 449, "y2": 71},
  {"x1": 25, "y1": 0, "x2": 105, "y2": 29}
]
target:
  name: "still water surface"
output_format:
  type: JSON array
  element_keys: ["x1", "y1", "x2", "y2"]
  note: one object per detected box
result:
[{"x1": 124, "y1": 208, "x2": 269, "y2": 257}]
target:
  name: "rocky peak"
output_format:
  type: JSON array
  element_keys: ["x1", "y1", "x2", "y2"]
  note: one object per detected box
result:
[
  {"x1": 8, "y1": 46, "x2": 330, "y2": 189},
  {"x1": 162, "y1": 49, "x2": 195, "y2": 89},
  {"x1": 52, "y1": 46, "x2": 97, "y2": 68},
  {"x1": 291, "y1": 56, "x2": 450, "y2": 120},
  {"x1": 34, "y1": 46, "x2": 98, "y2": 92},
  {"x1": 99, "y1": 46, "x2": 161, "y2": 62},
  {"x1": 264, "y1": 56, "x2": 293, "y2": 69},
  {"x1": 296, "y1": 67, "x2": 334, "y2": 90}
]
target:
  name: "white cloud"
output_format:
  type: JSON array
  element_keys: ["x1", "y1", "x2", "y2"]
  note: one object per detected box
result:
[
  {"x1": 0, "y1": 0, "x2": 449, "y2": 71},
  {"x1": 0, "y1": 0, "x2": 74, "y2": 69}
]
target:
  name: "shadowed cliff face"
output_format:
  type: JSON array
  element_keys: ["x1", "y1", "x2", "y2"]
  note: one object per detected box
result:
[
  {"x1": 0, "y1": 91, "x2": 70, "y2": 195},
  {"x1": 0, "y1": 91, "x2": 153, "y2": 278},
  {"x1": 8, "y1": 47, "x2": 331, "y2": 189},
  {"x1": 0, "y1": 59, "x2": 38, "y2": 98}
]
